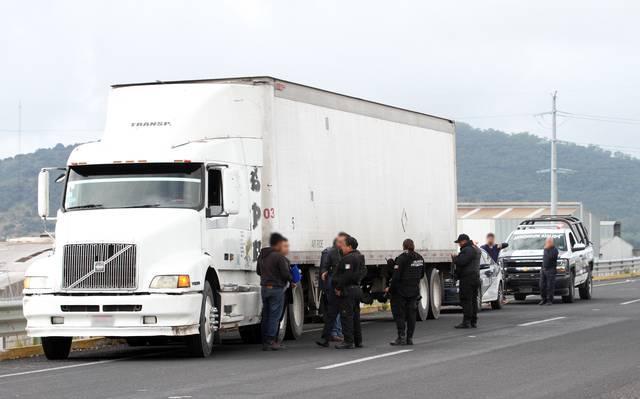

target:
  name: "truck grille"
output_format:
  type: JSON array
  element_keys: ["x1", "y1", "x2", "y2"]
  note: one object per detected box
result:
[{"x1": 62, "y1": 243, "x2": 137, "y2": 290}]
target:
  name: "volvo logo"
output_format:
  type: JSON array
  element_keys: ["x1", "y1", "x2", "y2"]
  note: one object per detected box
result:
[{"x1": 94, "y1": 261, "x2": 106, "y2": 272}]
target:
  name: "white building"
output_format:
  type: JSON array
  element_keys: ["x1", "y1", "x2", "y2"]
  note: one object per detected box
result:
[
  {"x1": 457, "y1": 202, "x2": 600, "y2": 255},
  {"x1": 599, "y1": 221, "x2": 634, "y2": 260}
]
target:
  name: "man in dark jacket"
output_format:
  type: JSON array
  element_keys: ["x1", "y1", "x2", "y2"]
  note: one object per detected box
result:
[
  {"x1": 316, "y1": 232, "x2": 349, "y2": 346},
  {"x1": 332, "y1": 236, "x2": 365, "y2": 349},
  {"x1": 256, "y1": 233, "x2": 292, "y2": 350},
  {"x1": 480, "y1": 233, "x2": 505, "y2": 263},
  {"x1": 539, "y1": 237, "x2": 559, "y2": 306},
  {"x1": 386, "y1": 238, "x2": 425, "y2": 346},
  {"x1": 452, "y1": 234, "x2": 481, "y2": 329}
]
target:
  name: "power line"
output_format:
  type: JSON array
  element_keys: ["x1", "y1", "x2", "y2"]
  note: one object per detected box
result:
[{"x1": 557, "y1": 111, "x2": 640, "y2": 125}]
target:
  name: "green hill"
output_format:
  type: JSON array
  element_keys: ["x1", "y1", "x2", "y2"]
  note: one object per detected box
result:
[{"x1": 1, "y1": 126, "x2": 639, "y2": 247}]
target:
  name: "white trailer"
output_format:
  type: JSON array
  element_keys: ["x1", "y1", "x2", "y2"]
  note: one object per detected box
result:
[{"x1": 24, "y1": 77, "x2": 457, "y2": 359}]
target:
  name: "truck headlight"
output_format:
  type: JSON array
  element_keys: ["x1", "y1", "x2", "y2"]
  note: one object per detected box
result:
[
  {"x1": 24, "y1": 276, "x2": 50, "y2": 289},
  {"x1": 150, "y1": 275, "x2": 191, "y2": 289},
  {"x1": 556, "y1": 259, "x2": 569, "y2": 273}
]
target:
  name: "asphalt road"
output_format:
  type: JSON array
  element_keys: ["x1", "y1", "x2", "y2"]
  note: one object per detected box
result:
[{"x1": 1, "y1": 278, "x2": 639, "y2": 399}]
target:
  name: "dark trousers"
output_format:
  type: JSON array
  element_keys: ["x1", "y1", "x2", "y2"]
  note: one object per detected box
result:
[
  {"x1": 261, "y1": 286, "x2": 285, "y2": 343},
  {"x1": 391, "y1": 294, "x2": 418, "y2": 339},
  {"x1": 459, "y1": 275, "x2": 480, "y2": 325},
  {"x1": 540, "y1": 269, "x2": 556, "y2": 303},
  {"x1": 336, "y1": 286, "x2": 362, "y2": 345},
  {"x1": 320, "y1": 276, "x2": 342, "y2": 339}
]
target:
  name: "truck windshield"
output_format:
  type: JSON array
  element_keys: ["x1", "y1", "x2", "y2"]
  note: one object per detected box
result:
[
  {"x1": 508, "y1": 233, "x2": 567, "y2": 251},
  {"x1": 64, "y1": 163, "x2": 203, "y2": 211}
]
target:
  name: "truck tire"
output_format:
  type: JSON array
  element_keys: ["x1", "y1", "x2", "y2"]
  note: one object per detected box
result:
[
  {"x1": 42, "y1": 336, "x2": 72, "y2": 360},
  {"x1": 416, "y1": 275, "x2": 430, "y2": 321},
  {"x1": 277, "y1": 307, "x2": 288, "y2": 343},
  {"x1": 186, "y1": 281, "x2": 216, "y2": 357},
  {"x1": 285, "y1": 284, "x2": 304, "y2": 340},
  {"x1": 427, "y1": 268, "x2": 442, "y2": 320},
  {"x1": 239, "y1": 324, "x2": 262, "y2": 344},
  {"x1": 562, "y1": 272, "x2": 575, "y2": 303},
  {"x1": 514, "y1": 294, "x2": 527, "y2": 301},
  {"x1": 579, "y1": 272, "x2": 593, "y2": 300},
  {"x1": 491, "y1": 282, "x2": 504, "y2": 310}
]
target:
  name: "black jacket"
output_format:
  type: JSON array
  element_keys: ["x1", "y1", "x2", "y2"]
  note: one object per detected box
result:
[
  {"x1": 454, "y1": 242, "x2": 481, "y2": 278},
  {"x1": 320, "y1": 246, "x2": 341, "y2": 275},
  {"x1": 332, "y1": 249, "x2": 365, "y2": 290},
  {"x1": 256, "y1": 248, "x2": 291, "y2": 287},
  {"x1": 543, "y1": 247, "x2": 559, "y2": 270},
  {"x1": 390, "y1": 251, "x2": 425, "y2": 297}
]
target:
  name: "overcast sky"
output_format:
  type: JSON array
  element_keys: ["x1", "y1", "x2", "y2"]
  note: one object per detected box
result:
[{"x1": 1, "y1": 0, "x2": 639, "y2": 159}]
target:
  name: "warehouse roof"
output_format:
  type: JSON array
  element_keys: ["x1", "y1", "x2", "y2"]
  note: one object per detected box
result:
[{"x1": 458, "y1": 202, "x2": 582, "y2": 220}]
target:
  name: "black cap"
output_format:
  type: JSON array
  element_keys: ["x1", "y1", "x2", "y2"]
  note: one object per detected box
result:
[{"x1": 454, "y1": 233, "x2": 470, "y2": 243}]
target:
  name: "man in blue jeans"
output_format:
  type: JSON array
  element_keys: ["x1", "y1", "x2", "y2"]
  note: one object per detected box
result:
[{"x1": 256, "y1": 233, "x2": 293, "y2": 351}]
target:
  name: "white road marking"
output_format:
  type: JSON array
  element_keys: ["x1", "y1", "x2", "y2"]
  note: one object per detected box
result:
[
  {"x1": 0, "y1": 359, "x2": 117, "y2": 379},
  {"x1": 517, "y1": 316, "x2": 566, "y2": 327},
  {"x1": 620, "y1": 298, "x2": 640, "y2": 305},
  {"x1": 316, "y1": 349, "x2": 412, "y2": 370},
  {"x1": 594, "y1": 279, "x2": 635, "y2": 287}
]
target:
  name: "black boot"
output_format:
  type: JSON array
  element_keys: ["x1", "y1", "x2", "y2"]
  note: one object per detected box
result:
[
  {"x1": 454, "y1": 322, "x2": 471, "y2": 329},
  {"x1": 390, "y1": 337, "x2": 406, "y2": 346},
  {"x1": 316, "y1": 338, "x2": 330, "y2": 348},
  {"x1": 335, "y1": 342, "x2": 355, "y2": 349},
  {"x1": 405, "y1": 338, "x2": 414, "y2": 345}
]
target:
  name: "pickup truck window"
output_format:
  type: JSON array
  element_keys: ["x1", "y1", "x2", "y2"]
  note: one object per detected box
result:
[
  {"x1": 64, "y1": 163, "x2": 204, "y2": 211},
  {"x1": 508, "y1": 233, "x2": 567, "y2": 251}
]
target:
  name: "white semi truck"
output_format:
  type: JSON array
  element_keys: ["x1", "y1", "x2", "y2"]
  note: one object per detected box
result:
[{"x1": 23, "y1": 77, "x2": 458, "y2": 359}]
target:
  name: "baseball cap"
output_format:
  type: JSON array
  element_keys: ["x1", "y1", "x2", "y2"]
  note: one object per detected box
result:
[{"x1": 454, "y1": 233, "x2": 470, "y2": 243}]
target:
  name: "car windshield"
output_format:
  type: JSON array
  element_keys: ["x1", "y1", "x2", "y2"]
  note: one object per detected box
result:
[
  {"x1": 64, "y1": 163, "x2": 203, "y2": 211},
  {"x1": 508, "y1": 233, "x2": 567, "y2": 251}
]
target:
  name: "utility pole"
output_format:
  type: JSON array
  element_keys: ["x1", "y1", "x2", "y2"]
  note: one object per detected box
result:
[{"x1": 550, "y1": 91, "x2": 558, "y2": 216}]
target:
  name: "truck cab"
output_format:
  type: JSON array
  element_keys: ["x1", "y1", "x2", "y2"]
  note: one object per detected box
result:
[{"x1": 500, "y1": 216, "x2": 594, "y2": 303}]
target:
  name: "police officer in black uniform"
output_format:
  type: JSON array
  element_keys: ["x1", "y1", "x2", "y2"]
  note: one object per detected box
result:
[
  {"x1": 332, "y1": 236, "x2": 365, "y2": 349},
  {"x1": 386, "y1": 238, "x2": 425, "y2": 346},
  {"x1": 452, "y1": 233, "x2": 481, "y2": 329}
]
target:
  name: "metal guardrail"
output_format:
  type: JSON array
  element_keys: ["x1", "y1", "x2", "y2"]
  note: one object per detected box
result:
[
  {"x1": 594, "y1": 257, "x2": 640, "y2": 277},
  {"x1": 0, "y1": 300, "x2": 26, "y2": 351}
]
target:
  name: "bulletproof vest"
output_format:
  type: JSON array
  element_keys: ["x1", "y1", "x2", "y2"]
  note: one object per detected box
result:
[{"x1": 402, "y1": 253, "x2": 424, "y2": 283}]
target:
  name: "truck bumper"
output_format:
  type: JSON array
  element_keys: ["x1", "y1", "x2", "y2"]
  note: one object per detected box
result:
[
  {"x1": 23, "y1": 293, "x2": 202, "y2": 337},
  {"x1": 505, "y1": 274, "x2": 571, "y2": 296}
]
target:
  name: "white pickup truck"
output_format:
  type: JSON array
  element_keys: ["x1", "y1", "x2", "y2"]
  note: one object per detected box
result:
[{"x1": 23, "y1": 77, "x2": 458, "y2": 359}]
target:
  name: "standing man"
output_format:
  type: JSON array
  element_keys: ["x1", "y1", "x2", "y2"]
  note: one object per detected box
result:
[
  {"x1": 385, "y1": 239, "x2": 425, "y2": 346},
  {"x1": 539, "y1": 237, "x2": 559, "y2": 306},
  {"x1": 256, "y1": 233, "x2": 292, "y2": 351},
  {"x1": 481, "y1": 233, "x2": 504, "y2": 263},
  {"x1": 316, "y1": 232, "x2": 349, "y2": 347},
  {"x1": 452, "y1": 234, "x2": 481, "y2": 329},
  {"x1": 332, "y1": 236, "x2": 365, "y2": 349}
]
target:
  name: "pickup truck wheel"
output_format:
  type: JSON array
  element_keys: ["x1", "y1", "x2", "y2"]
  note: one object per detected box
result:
[
  {"x1": 186, "y1": 281, "x2": 216, "y2": 357},
  {"x1": 514, "y1": 294, "x2": 527, "y2": 301},
  {"x1": 42, "y1": 337, "x2": 72, "y2": 360},
  {"x1": 476, "y1": 288, "x2": 483, "y2": 312},
  {"x1": 578, "y1": 273, "x2": 593, "y2": 300},
  {"x1": 427, "y1": 269, "x2": 442, "y2": 320},
  {"x1": 285, "y1": 284, "x2": 304, "y2": 340},
  {"x1": 491, "y1": 282, "x2": 504, "y2": 310},
  {"x1": 416, "y1": 275, "x2": 430, "y2": 321},
  {"x1": 562, "y1": 273, "x2": 575, "y2": 303}
]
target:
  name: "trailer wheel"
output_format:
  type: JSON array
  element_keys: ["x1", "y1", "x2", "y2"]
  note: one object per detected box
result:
[
  {"x1": 427, "y1": 268, "x2": 442, "y2": 320},
  {"x1": 285, "y1": 284, "x2": 305, "y2": 340},
  {"x1": 416, "y1": 275, "x2": 430, "y2": 321},
  {"x1": 42, "y1": 337, "x2": 72, "y2": 360},
  {"x1": 186, "y1": 281, "x2": 216, "y2": 357}
]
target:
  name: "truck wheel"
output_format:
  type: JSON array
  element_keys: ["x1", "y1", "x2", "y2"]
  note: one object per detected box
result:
[
  {"x1": 277, "y1": 307, "x2": 288, "y2": 343},
  {"x1": 186, "y1": 281, "x2": 216, "y2": 357},
  {"x1": 42, "y1": 337, "x2": 72, "y2": 360},
  {"x1": 578, "y1": 273, "x2": 593, "y2": 300},
  {"x1": 491, "y1": 282, "x2": 504, "y2": 310},
  {"x1": 514, "y1": 294, "x2": 527, "y2": 301},
  {"x1": 239, "y1": 324, "x2": 262, "y2": 344},
  {"x1": 416, "y1": 275, "x2": 430, "y2": 321},
  {"x1": 427, "y1": 269, "x2": 442, "y2": 320},
  {"x1": 562, "y1": 273, "x2": 575, "y2": 303},
  {"x1": 285, "y1": 284, "x2": 305, "y2": 340}
]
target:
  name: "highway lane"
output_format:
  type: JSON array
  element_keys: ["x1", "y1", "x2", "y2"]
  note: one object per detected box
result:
[{"x1": 0, "y1": 278, "x2": 638, "y2": 399}]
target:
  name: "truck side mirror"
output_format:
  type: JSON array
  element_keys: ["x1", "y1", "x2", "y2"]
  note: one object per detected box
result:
[
  {"x1": 500, "y1": 242, "x2": 509, "y2": 249},
  {"x1": 572, "y1": 243, "x2": 586, "y2": 252},
  {"x1": 38, "y1": 169, "x2": 50, "y2": 219},
  {"x1": 223, "y1": 169, "x2": 240, "y2": 215}
]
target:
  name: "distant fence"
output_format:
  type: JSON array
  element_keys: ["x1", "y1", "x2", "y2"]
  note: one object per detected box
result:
[{"x1": 594, "y1": 257, "x2": 640, "y2": 277}]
